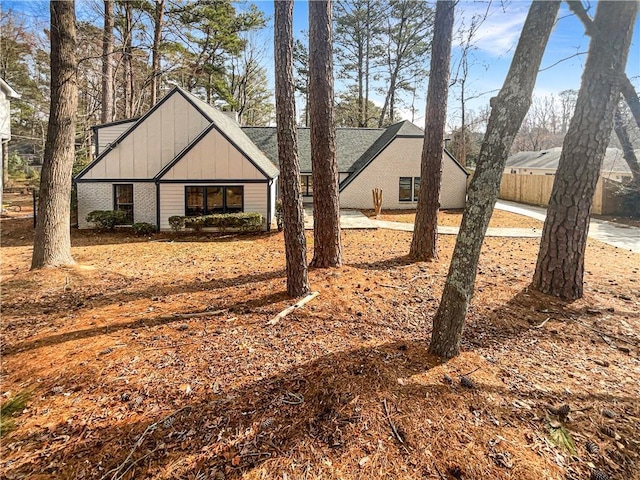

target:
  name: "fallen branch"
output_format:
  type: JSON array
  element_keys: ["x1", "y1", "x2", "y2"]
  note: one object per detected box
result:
[
  {"x1": 379, "y1": 284, "x2": 405, "y2": 290},
  {"x1": 267, "y1": 291, "x2": 319, "y2": 326},
  {"x1": 170, "y1": 308, "x2": 227, "y2": 319},
  {"x1": 101, "y1": 406, "x2": 190, "y2": 480},
  {"x1": 534, "y1": 317, "x2": 552, "y2": 329},
  {"x1": 382, "y1": 398, "x2": 404, "y2": 444}
]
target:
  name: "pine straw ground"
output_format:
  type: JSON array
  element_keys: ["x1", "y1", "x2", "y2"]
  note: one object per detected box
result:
[{"x1": 0, "y1": 216, "x2": 639, "y2": 480}]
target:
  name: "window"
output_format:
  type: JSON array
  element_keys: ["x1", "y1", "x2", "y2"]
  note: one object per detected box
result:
[
  {"x1": 185, "y1": 186, "x2": 244, "y2": 216},
  {"x1": 300, "y1": 175, "x2": 313, "y2": 196},
  {"x1": 399, "y1": 177, "x2": 420, "y2": 202},
  {"x1": 114, "y1": 184, "x2": 134, "y2": 224}
]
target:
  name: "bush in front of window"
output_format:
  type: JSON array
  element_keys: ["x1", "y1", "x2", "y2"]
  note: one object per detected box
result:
[
  {"x1": 168, "y1": 216, "x2": 185, "y2": 232},
  {"x1": 178, "y1": 212, "x2": 263, "y2": 233},
  {"x1": 184, "y1": 216, "x2": 206, "y2": 232},
  {"x1": 131, "y1": 222, "x2": 156, "y2": 236},
  {"x1": 86, "y1": 210, "x2": 128, "y2": 231}
]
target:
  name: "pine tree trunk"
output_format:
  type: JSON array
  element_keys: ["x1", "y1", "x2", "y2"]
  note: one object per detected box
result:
[
  {"x1": 123, "y1": 1, "x2": 133, "y2": 118},
  {"x1": 410, "y1": 0, "x2": 454, "y2": 262},
  {"x1": 429, "y1": 1, "x2": 561, "y2": 358},
  {"x1": 532, "y1": 0, "x2": 638, "y2": 300},
  {"x1": 2, "y1": 140, "x2": 8, "y2": 189},
  {"x1": 31, "y1": 0, "x2": 77, "y2": 269},
  {"x1": 150, "y1": 0, "x2": 165, "y2": 106},
  {"x1": 275, "y1": 0, "x2": 311, "y2": 297},
  {"x1": 101, "y1": 0, "x2": 114, "y2": 123},
  {"x1": 309, "y1": 0, "x2": 343, "y2": 268}
]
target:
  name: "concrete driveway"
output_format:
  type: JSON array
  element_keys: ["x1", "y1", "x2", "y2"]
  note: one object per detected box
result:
[
  {"x1": 495, "y1": 200, "x2": 640, "y2": 253},
  {"x1": 303, "y1": 207, "x2": 378, "y2": 230}
]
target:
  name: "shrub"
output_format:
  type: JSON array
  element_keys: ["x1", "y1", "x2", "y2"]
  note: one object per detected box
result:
[
  {"x1": 132, "y1": 222, "x2": 156, "y2": 236},
  {"x1": 181, "y1": 212, "x2": 263, "y2": 233},
  {"x1": 86, "y1": 210, "x2": 127, "y2": 230},
  {"x1": 168, "y1": 215, "x2": 185, "y2": 232},
  {"x1": 184, "y1": 216, "x2": 205, "y2": 231},
  {"x1": 275, "y1": 199, "x2": 283, "y2": 231}
]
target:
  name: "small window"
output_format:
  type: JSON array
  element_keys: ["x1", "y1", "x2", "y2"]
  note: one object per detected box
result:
[
  {"x1": 114, "y1": 184, "x2": 134, "y2": 224},
  {"x1": 413, "y1": 177, "x2": 420, "y2": 202},
  {"x1": 399, "y1": 177, "x2": 412, "y2": 202},
  {"x1": 300, "y1": 175, "x2": 313, "y2": 196},
  {"x1": 185, "y1": 186, "x2": 244, "y2": 215}
]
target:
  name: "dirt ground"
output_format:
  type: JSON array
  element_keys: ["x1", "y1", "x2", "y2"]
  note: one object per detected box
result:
[{"x1": 1, "y1": 215, "x2": 639, "y2": 480}]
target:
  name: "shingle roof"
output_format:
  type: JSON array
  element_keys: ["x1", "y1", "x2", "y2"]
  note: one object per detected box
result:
[
  {"x1": 243, "y1": 126, "x2": 385, "y2": 172},
  {"x1": 179, "y1": 89, "x2": 279, "y2": 179},
  {"x1": 506, "y1": 147, "x2": 633, "y2": 174}
]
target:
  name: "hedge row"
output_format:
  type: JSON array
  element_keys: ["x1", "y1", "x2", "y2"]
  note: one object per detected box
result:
[{"x1": 169, "y1": 212, "x2": 263, "y2": 232}]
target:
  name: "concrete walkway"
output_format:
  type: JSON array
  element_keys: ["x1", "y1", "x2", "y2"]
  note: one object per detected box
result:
[
  {"x1": 369, "y1": 219, "x2": 542, "y2": 238},
  {"x1": 304, "y1": 208, "x2": 378, "y2": 230},
  {"x1": 495, "y1": 200, "x2": 640, "y2": 253}
]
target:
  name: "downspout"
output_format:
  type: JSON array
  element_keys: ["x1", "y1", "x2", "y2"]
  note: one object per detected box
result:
[
  {"x1": 155, "y1": 180, "x2": 160, "y2": 232},
  {"x1": 266, "y1": 179, "x2": 272, "y2": 232}
]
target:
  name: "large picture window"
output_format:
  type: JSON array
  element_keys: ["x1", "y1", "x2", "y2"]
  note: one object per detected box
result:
[
  {"x1": 185, "y1": 186, "x2": 244, "y2": 216},
  {"x1": 114, "y1": 184, "x2": 134, "y2": 224},
  {"x1": 300, "y1": 175, "x2": 313, "y2": 196},
  {"x1": 399, "y1": 177, "x2": 420, "y2": 202}
]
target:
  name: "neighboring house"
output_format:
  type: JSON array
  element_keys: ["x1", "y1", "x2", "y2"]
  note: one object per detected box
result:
[
  {"x1": 505, "y1": 147, "x2": 635, "y2": 182},
  {"x1": 1, "y1": 78, "x2": 21, "y2": 203},
  {"x1": 77, "y1": 86, "x2": 468, "y2": 231}
]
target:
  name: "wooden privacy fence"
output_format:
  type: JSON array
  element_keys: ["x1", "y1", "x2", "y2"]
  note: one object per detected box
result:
[{"x1": 499, "y1": 173, "x2": 618, "y2": 215}]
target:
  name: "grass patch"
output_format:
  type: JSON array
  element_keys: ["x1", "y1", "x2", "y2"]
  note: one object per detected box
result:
[{"x1": 0, "y1": 391, "x2": 30, "y2": 436}]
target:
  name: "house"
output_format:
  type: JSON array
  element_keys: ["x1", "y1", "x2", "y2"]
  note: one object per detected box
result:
[
  {"x1": 76, "y1": 86, "x2": 468, "y2": 231},
  {"x1": 1, "y1": 78, "x2": 21, "y2": 203},
  {"x1": 505, "y1": 147, "x2": 635, "y2": 182}
]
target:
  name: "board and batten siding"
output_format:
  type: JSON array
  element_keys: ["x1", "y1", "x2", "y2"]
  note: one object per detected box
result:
[
  {"x1": 158, "y1": 183, "x2": 269, "y2": 231},
  {"x1": 339, "y1": 137, "x2": 467, "y2": 210},
  {"x1": 95, "y1": 120, "x2": 137, "y2": 155},
  {"x1": 161, "y1": 127, "x2": 265, "y2": 181},
  {"x1": 77, "y1": 182, "x2": 157, "y2": 228},
  {"x1": 82, "y1": 93, "x2": 210, "y2": 180}
]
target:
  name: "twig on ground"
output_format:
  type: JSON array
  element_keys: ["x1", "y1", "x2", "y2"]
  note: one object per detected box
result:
[
  {"x1": 170, "y1": 308, "x2": 227, "y2": 319},
  {"x1": 379, "y1": 284, "x2": 405, "y2": 290},
  {"x1": 382, "y1": 398, "x2": 404, "y2": 444},
  {"x1": 267, "y1": 291, "x2": 319, "y2": 326},
  {"x1": 534, "y1": 317, "x2": 552, "y2": 329},
  {"x1": 461, "y1": 366, "x2": 482, "y2": 377},
  {"x1": 101, "y1": 406, "x2": 191, "y2": 480}
]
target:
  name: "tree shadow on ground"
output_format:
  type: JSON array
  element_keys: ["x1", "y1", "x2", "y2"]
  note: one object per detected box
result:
[
  {"x1": 4, "y1": 290, "x2": 289, "y2": 355},
  {"x1": 5, "y1": 336, "x2": 638, "y2": 480}
]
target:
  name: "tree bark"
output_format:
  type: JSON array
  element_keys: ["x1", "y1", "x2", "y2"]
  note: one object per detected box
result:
[
  {"x1": 409, "y1": 0, "x2": 454, "y2": 262},
  {"x1": 428, "y1": 1, "x2": 561, "y2": 358},
  {"x1": 620, "y1": 75, "x2": 640, "y2": 130},
  {"x1": 31, "y1": 0, "x2": 77, "y2": 269},
  {"x1": 101, "y1": 0, "x2": 114, "y2": 123},
  {"x1": 309, "y1": 0, "x2": 343, "y2": 268},
  {"x1": 614, "y1": 108, "x2": 640, "y2": 190},
  {"x1": 122, "y1": 0, "x2": 133, "y2": 118},
  {"x1": 2, "y1": 140, "x2": 8, "y2": 189},
  {"x1": 533, "y1": 0, "x2": 638, "y2": 300},
  {"x1": 274, "y1": 0, "x2": 311, "y2": 297},
  {"x1": 150, "y1": 0, "x2": 165, "y2": 106}
]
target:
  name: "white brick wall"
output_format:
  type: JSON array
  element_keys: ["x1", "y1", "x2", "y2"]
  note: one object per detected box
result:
[
  {"x1": 339, "y1": 137, "x2": 468, "y2": 210},
  {"x1": 133, "y1": 183, "x2": 157, "y2": 226},
  {"x1": 77, "y1": 182, "x2": 157, "y2": 228},
  {"x1": 77, "y1": 183, "x2": 112, "y2": 228}
]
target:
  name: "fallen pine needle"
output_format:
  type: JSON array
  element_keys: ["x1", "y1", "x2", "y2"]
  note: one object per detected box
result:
[{"x1": 382, "y1": 398, "x2": 404, "y2": 444}]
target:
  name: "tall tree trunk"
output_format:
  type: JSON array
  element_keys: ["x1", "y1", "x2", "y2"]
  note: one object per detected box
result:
[
  {"x1": 101, "y1": 0, "x2": 114, "y2": 123},
  {"x1": 122, "y1": 0, "x2": 133, "y2": 118},
  {"x1": 620, "y1": 75, "x2": 640, "y2": 130},
  {"x1": 150, "y1": 0, "x2": 165, "y2": 106},
  {"x1": 309, "y1": 0, "x2": 343, "y2": 268},
  {"x1": 533, "y1": 1, "x2": 638, "y2": 300},
  {"x1": 2, "y1": 141, "x2": 8, "y2": 189},
  {"x1": 428, "y1": 1, "x2": 561, "y2": 358},
  {"x1": 274, "y1": 0, "x2": 310, "y2": 297},
  {"x1": 614, "y1": 108, "x2": 640, "y2": 190},
  {"x1": 31, "y1": 0, "x2": 77, "y2": 269},
  {"x1": 409, "y1": 0, "x2": 454, "y2": 262}
]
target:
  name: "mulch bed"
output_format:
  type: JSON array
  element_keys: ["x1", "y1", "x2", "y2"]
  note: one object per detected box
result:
[{"x1": 1, "y1": 218, "x2": 638, "y2": 479}]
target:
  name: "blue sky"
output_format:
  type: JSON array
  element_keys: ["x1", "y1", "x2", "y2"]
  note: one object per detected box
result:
[{"x1": 4, "y1": 0, "x2": 640, "y2": 130}]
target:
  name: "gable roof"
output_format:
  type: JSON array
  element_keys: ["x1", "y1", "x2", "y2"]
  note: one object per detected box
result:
[
  {"x1": 77, "y1": 87, "x2": 279, "y2": 182},
  {"x1": 0, "y1": 78, "x2": 20, "y2": 99},
  {"x1": 506, "y1": 147, "x2": 633, "y2": 174},
  {"x1": 339, "y1": 120, "x2": 426, "y2": 191},
  {"x1": 243, "y1": 126, "x2": 385, "y2": 172},
  {"x1": 176, "y1": 89, "x2": 279, "y2": 179}
]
